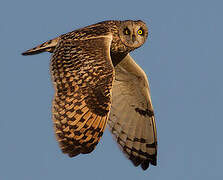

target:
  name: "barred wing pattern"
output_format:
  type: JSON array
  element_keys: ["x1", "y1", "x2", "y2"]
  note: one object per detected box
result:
[
  {"x1": 51, "y1": 35, "x2": 114, "y2": 157},
  {"x1": 108, "y1": 54, "x2": 157, "y2": 170}
]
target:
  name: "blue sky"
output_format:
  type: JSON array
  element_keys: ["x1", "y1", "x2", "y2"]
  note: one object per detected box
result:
[{"x1": 1, "y1": 0, "x2": 223, "y2": 179}]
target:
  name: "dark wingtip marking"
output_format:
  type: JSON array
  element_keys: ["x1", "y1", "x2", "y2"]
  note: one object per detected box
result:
[
  {"x1": 21, "y1": 51, "x2": 29, "y2": 56},
  {"x1": 124, "y1": 145, "x2": 157, "y2": 170},
  {"x1": 150, "y1": 158, "x2": 157, "y2": 166},
  {"x1": 68, "y1": 150, "x2": 80, "y2": 157},
  {"x1": 141, "y1": 160, "x2": 150, "y2": 170},
  {"x1": 129, "y1": 155, "x2": 142, "y2": 166}
]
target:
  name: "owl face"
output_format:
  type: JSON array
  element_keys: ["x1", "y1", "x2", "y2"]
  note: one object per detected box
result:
[{"x1": 119, "y1": 20, "x2": 148, "y2": 49}]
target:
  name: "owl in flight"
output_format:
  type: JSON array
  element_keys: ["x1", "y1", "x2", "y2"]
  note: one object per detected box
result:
[{"x1": 22, "y1": 20, "x2": 157, "y2": 170}]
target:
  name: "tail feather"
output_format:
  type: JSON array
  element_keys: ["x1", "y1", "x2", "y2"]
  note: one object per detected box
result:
[{"x1": 22, "y1": 37, "x2": 60, "y2": 56}]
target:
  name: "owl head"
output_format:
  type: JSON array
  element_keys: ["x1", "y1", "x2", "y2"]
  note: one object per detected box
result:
[{"x1": 119, "y1": 20, "x2": 148, "y2": 49}]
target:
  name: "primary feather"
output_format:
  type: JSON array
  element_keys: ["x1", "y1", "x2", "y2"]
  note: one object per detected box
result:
[{"x1": 108, "y1": 54, "x2": 157, "y2": 169}]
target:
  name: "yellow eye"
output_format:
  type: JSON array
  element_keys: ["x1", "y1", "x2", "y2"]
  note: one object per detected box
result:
[{"x1": 137, "y1": 29, "x2": 143, "y2": 35}]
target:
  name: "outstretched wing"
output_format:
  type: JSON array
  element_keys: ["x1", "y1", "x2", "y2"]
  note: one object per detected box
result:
[
  {"x1": 51, "y1": 34, "x2": 114, "y2": 157},
  {"x1": 108, "y1": 54, "x2": 157, "y2": 170}
]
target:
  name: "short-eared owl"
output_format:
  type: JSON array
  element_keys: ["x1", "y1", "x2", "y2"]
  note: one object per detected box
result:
[{"x1": 22, "y1": 20, "x2": 157, "y2": 170}]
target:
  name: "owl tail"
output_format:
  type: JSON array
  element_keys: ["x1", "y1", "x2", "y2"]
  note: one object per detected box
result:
[{"x1": 22, "y1": 37, "x2": 60, "y2": 56}]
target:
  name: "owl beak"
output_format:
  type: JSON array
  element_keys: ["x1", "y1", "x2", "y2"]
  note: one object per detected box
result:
[{"x1": 132, "y1": 35, "x2": 136, "y2": 43}]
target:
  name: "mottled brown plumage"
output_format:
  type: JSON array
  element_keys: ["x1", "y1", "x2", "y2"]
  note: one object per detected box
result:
[{"x1": 22, "y1": 20, "x2": 157, "y2": 170}]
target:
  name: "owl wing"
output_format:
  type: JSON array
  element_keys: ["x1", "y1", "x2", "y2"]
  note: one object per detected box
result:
[
  {"x1": 108, "y1": 54, "x2": 157, "y2": 170},
  {"x1": 51, "y1": 34, "x2": 114, "y2": 157}
]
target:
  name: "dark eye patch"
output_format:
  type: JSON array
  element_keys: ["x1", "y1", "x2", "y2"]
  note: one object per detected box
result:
[
  {"x1": 137, "y1": 28, "x2": 144, "y2": 36},
  {"x1": 123, "y1": 27, "x2": 130, "y2": 35}
]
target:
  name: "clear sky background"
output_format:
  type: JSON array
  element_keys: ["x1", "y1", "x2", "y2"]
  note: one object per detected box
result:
[{"x1": 1, "y1": 0, "x2": 223, "y2": 179}]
